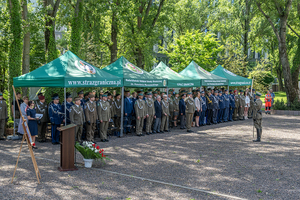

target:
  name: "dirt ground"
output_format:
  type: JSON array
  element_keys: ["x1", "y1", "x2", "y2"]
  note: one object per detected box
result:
[{"x1": 0, "y1": 114, "x2": 299, "y2": 200}]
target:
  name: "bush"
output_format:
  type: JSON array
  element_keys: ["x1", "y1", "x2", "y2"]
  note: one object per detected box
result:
[{"x1": 273, "y1": 98, "x2": 300, "y2": 110}]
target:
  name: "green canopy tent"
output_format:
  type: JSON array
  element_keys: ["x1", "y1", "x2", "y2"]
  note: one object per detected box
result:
[
  {"x1": 102, "y1": 56, "x2": 168, "y2": 88},
  {"x1": 13, "y1": 51, "x2": 125, "y2": 136},
  {"x1": 150, "y1": 62, "x2": 200, "y2": 88},
  {"x1": 13, "y1": 51, "x2": 123, "y2": 88},
  {"x1": 179, "y1": 61, "x2": 228, "y2": 87},
  {"x1": 211, "y1": 65, "x2": 252, "y2": 86}
]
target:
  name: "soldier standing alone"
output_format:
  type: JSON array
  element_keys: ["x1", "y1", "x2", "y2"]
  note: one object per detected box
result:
[
  {"x1": 251, "y1": 92, "x2": 263, "y2": 142},
  {"x1": 85, "y1": 94, "x2": 97, "y2": 142},
  {"x1": 134, "y1": 93, "x2": 146, "y2": 136},
  {"x1": 97, "y1": 94, "x2": 111, "y2": 142},
  {"x1": 70, "y1": 97, "x2": 85, "y2": 143},
  {"x1": 185, "y1": 92, "x2": 195, "y2": 133}
]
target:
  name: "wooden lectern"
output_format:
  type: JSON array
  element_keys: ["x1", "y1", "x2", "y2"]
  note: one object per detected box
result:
[{"x1": 57, "y1": 124, "x2": 78, "y2": 171}]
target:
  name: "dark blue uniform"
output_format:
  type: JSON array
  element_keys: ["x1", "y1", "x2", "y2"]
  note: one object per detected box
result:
[
  {"x1": 49, "y1": 103, "x2": 63, "y2": 143},
  {"x1": 124, "y1": 96, "x2": 133, "y2": 133},
  {"x1": 200, "y1": 96, "x2": 206, "y2": 126},
  {"x1": 207, "y1": 94, "x2": 214, "y2": 125},
  {"x1": 62, "y1": 101, "x2": 74, "y2": 125},
  {"x1": 212, "y1": 95, "x2": 219, "y2": 124},
  {"x1": 229, "y1": 93, "x2": 235, "y2": 121},
  {"x1": 217, "y1": 95, "x2": 224, "y2": 123},
  {"x1": 223, "y1": 94, "x2": 230, "y2": 122},
  {"x1": 179, "y1": 98, "x2": 186, "y2": 128}
]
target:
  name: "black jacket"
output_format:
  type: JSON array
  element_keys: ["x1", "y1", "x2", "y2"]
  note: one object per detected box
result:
[
  {"x1": 179, "y1": 98, "x2": 186, "y2": 115},
  {"x1": 154, "y1": 100, "x2": 162, "y2": 118}
]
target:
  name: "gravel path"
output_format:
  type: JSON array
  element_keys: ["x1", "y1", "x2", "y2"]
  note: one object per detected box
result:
[{"x1": 0, "y1": 114, "x2": 299, "y2": 200}]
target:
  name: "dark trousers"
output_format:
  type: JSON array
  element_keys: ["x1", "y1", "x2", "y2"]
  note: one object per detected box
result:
[
  {"x1": 200, "y1": 110, "x2": 206, "y2": 125},
  {"x1": 223, "y1": 107, "x2": 229, "y2": 122},
  {"x1": 123, "y1": 114, "x2": 132, "y2": 133},
  {"x1": 217, "y1": 109, "x2": 223, "y2": 122},
  {"x1": 38, "y1": 122, "x2": 47, "y2": 141},
  {"x1": 213, "y1": 109, "x2": 218, "y2": 124},
  {"x1": 229, "y1": 107, "x2": 234, "y2": 121},
  {"x1": 51, "y1": 124, "x2": 60, "y2": 143},
  {"x1": 180, "y1": 114, "x2": 186, "y2": 128},
  {"x1": 207, "y1": 109, "x2": 213, "y2": 125}
]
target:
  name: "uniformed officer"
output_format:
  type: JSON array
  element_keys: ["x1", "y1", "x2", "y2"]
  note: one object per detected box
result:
[
  {"x1": 168, "y1": 92, "x2": 174, "y2": 128},
  {"x1": 223, "y1": 90, "x2": 230, "y2": 122},
  {"x1": 113, "y1": 94, "x2": 121, "y2": 137},
  {"x1": 185, "y1": 92, "x2": 195, "y2": 132},
  {"x1": 78, "y1": 90, "x2": 85, "y2": 107},
  {"x1": 145, "y1": 93, "x2": 155, "y2": 135},
  {"x1": 179, "y1": 94, "x2": 186, "y2": 129},
  {"x1": 134, "y1": 92, "x2": 146, "y2": 136},
  {"x1": 85, "y1": 94, "x2": 97, "y2": 142},
  {"x1": 233, "y1": 90, "x2": 240, "y2": 121},
  {"x1": 173, "y1": 93, "x2": 180, "y2": 127},
  {"x1": 97, "y1": 94, "x2": 111, "y2": 142},
  {"x1": 124, "y1": 90, "x2": 133, "y2": 134},
  {"x1": 200, "y1": 91, "x2": 207, "y2": 126},
  {"x1": 218, "y1": 91, "x2": 224, "y2": 123},
  {"x1": 212, "y1": 90, "x2": 219, "y2": 124},
  {"x1": 48, "y1": 94, "x2": 64, "y2": 145},
  {"x1": 248, "y1": 89, "x2": 256, "y2": 118},
  {"x1": 107, "y1": 93, "x2": 114, "y2": 130},
  {"x1": 228, "y1": 90, "x2": 235, "y2": 121},
  {"x1": 0, "y1": 92, "x2": 8, "y2": 140},
  {"x1": 152, "y1": 91, "x2": 158, "y2": 101},
  {"x1": 36, "y1": 95, "x2": 48, "y2": 142},
  {"x1": 206, "y1": 90, "x2": 213, "y2": 125},
  {"x1": 70, "y1": 97, "x2": 85, "y2": 143},
  {"x1": 62, "y1": 93, "x2": 74, "y2": 125},
  {"x1": 161, "y1": 94, "x2": 170, "y2": 133},
  {"x1": 251, "y1": 92, "x2": 263, "y2": 142},
  {"x1": 238, "y1": 90, "x2": 246, "y2": 120}
]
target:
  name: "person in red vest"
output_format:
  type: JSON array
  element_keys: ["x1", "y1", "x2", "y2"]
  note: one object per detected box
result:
[{"x1": 264, "y1": 90, "x2": 272, "y2": 114}]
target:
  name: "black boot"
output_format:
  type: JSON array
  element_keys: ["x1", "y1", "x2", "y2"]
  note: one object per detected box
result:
[{"x1": 253, "y1": 128, "x2": 261, "y2": 142}]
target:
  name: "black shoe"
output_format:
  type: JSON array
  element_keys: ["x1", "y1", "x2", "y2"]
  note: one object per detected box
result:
[
  {"x1": 141, "y1": 134, "x2": 145, "y2": 136},
  {"x1": 52, "y1": 142, "x2": 57, "y2": 145},
  {"x1": 38, "y1": 140, "x2": 44, "y2": 143},
  {"x1": 137, "y1": 134, "x2": 141, "y2": 137},
  {"x1": 0, "y1": 137, "x2": 5, "y2": 140},
  {"x1": 55, "y1": 142, "x2": 60, "y2": 145},
  {"x1": 93, "y1": 141, "x2": 97, "y2": 144},
  {"x1": 146, "y1": 132, "x2": 150, "y2": 135},
  {"x1": 101, "y1": 139, "x2": 106, "y2": 142},
  {"x1": 160, "y1": 131, "x2": 164, "y2": 133},
  {"x1": 105, "y1": 139, "x2": 109, "y2": 142},
  {"x1": 32, "y1": 146, "x2": 38, "y2": 149},
  {"x1": 152, "y1": 131, "x2": 156, "y2": 134},
  {"x1": 187, "y1": 130, "x2": 193, "y2": 133},
  {"x1": 180, "y1": 127, "x2": 185, "y2": 129}
]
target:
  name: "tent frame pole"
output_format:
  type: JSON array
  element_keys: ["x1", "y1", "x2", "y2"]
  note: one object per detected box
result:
[
  {"x1": 227, "y1": 85, "x2": 229, "y2": 91},
  {"x1": 13, "y1": 92, "x2": 16, "y2": 136},
  {"x1": 64, "y1": 88, "x2": 67, "y2": 126},
  {"x1": 120, "y1": 86, "x2": 124, "y2": 137}
]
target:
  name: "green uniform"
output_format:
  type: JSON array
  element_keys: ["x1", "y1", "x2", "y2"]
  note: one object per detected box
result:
[
  {"x1": 0, "y1": 99, "x2": 8, "y2": 138},
  {"x1": 145, "y1": 98, "x2": 155, "y2": 133},
  {"x1": 97, "y1": 100, "x2": 111, "y2": 140},
  {"x1": 168, "y1": 97, "x2": 174, "y2": 127},
  {"x1": 233, "y1": 94, "x2": 239, "y2": 120},
  {"x1": 251, "y1": 98, "x2": 263, "y2": 141},
  {"x1": 36, "y1": 100, "x2": 49, "y2": 142},
  {"x1": 161, "y1": 99, "x2": 170, "y2": 132},
  {"x1": 135, "y1": 99, "x2": 146, "y2": 135},
  {"x1": 185, "y1": 97, "x2": 195, "y2": 131},
  {"x1": 70, "y1": 104, "x2": 85, "y2": 142},
  {"x1": 248, "y1": 93, "x2": 254, "y2": 118},
  {"x1": 238, "y1": 94, "x2": 246, "y2": 120},
  {"x1": 173, "y1": 97, "x2": 179, "y2": 114},
  {"x1": 113, "y1": 99, "x2": 121, "y2": 132},
  {"x1": 84, "y1": 101, "x2": 97, "y2": 142}
]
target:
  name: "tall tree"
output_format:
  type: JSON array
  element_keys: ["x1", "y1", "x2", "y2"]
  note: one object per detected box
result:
[
  {"x1": 70, "y1": 0, "x2": 84, "y2": 56},
  {"x1": 44, "y1": 0, "x2": 61, "y2": 52},
  {"x1": 7, "y1": 0, "x2": 22, "y2": 99},
  {"x1": 256, "y1": 0, "x2": 299, "y2": 104},
  {"x1": 22, "y1": 0, "x2": 30, "y2": 95}
]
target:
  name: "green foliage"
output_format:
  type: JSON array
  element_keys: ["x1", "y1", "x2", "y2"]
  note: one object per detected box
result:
[
  {"x1": 273, "y1": 98, "x2": 300, "y2": 111},
  {"x1": 46, "y1": 26, "x2": 59, "y2": 62},
  {"x1": 7, "y1": 0, "x2": 23, "y2": 100},
  {"x1": 70, "y1": 0, "x2": 84, "y2": 56},
  {"x1": 249, "y1": 60, "x2": 274, "y2": 93},
  {"x1": 162, "y1": 30, "x2": 223, "y2": 72},
  {"x1": 75, "y1": 142, "x2": 110, "y2": 162}
]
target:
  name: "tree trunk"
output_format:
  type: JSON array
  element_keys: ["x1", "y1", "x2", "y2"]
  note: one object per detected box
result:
[
  {"x1": 70, "y1": 0, "x2": 83, "y2": 56},
  {"x1": 45, "y1": 19, "x2": 55, "y2": 52},
  {"x1": 276, "y1": 66, "x2": 284, "y2": 91},
  {"x1": 110, "y1": 10, "x2": 118, "y2": 63},
  {"x1": 22, "y1": 0, "x2": 30, "y2": 96},
  {"x1": 242, "y1": 0, "x2": 250, "y2": 76},
  {"x1": 135, "y1": 48, "x2": 144, "y2": 69}
]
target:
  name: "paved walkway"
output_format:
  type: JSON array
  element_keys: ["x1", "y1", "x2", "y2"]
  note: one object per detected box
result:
[{"x1": 0, "y1": 114, "x2": 299, "y2": 200}]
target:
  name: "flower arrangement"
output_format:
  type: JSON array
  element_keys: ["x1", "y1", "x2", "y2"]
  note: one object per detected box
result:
[{"x1": 75, "y1": 142, "x2": 110, "y2": 163}]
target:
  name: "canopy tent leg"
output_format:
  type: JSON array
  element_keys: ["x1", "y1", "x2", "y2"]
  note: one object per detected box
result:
[
  {"x1": 64, "y1": 88, "x2": 67, "y2": 126},
  {"x1": 166, "y1": 87, "x2": 168, "y2": 96},
  {"x1": 120, "y1": 86, "x2": 124, "y2": 137},
  {"x1": 227, "y1": 85, "x2": 229, "y2": 91}
]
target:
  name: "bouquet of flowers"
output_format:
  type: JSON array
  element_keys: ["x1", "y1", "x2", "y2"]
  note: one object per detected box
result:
[{"x1": 75, "y1": 141, "x2": 110, "y2": 163}]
